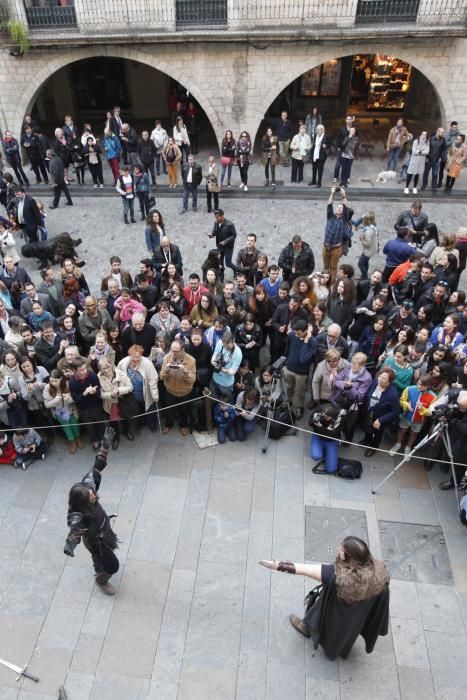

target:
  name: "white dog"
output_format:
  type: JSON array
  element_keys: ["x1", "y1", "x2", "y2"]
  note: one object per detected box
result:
[{"x1": 375, "y1": 170, "x2": 397, "y2": 184}]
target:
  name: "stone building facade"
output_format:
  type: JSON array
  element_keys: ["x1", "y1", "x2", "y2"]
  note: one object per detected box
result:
[{"x1": 0, "y1": 1, "x2": 466, "y2": 145}]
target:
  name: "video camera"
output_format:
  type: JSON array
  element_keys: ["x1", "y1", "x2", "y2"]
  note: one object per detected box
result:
[
  {"x1": 432, "y1": 401, "x2": 461, "y2": 422},
  {"x1": 272, "y1": 356, "x2": 286, "y2": 378}
]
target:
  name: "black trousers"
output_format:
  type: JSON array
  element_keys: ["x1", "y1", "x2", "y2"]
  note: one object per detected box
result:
[
  {"x1": 311, "y1": 160, "x2": 324, "y2": 186},
  {"x1": 84, "y1": 537, "x2": 119, "y2": 577},
  {"x1": 10, "y1": 157, "x2": 29, "y2": 185},
  {"x1": 291, "y1": 159, "x2": 304, "y2": 183},
  {"x1": 88, "y1": 161, "x2": 104, "y2": 185},
  {"x1": 142, "y1": 161, "x2": 156, "y2": 185},
  {"x1": 30, "y1": 157, "x2": 49, "y2": 183},
  {"x1": 164, "y1": 390, "x2": 192, "y2": 428},
  {"x1": 53, "y1": 183, "x2": 73, "y2": 206}
]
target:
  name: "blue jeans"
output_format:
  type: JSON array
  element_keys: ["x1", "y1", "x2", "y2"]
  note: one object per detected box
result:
[
  {"x1": 235, "y1": 416, "x2": 256, "y2": 441},
  {"x1": 183, "y1": 184, "x2": 198, "y2": 210},
  {"x1": 219, "y1": 247, "x2": 235, "y2": 281},
  {"x1": 358, "y1": 253, "x2": 370, "y2": 280},
  {"x1": 422, "y1": 160, "x2": 440, "y2": 190},
  {"x1": 155, "y1": 152, "x2": 167, "y2": 175},
  {"x1": 217, "y1": 424, "x2": 236, "y2": 443},
  {"x1": 333, "y1": 151, "x2": 342, "y2": 179},
  {"x1": 122, "y1": 197, "x2": 135, "y2": 222},
  {"x1": 387, "y1": 147, "x2": 401, "y2": 171},
  {"x1": 221, "y1": 162, "x2": 233, "y2": 185},
  {"x1": 310, "y1": 434, "x2": 339, "y2": 473}
]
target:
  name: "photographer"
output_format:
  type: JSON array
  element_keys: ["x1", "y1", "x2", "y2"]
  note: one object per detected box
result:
[
  {"x1": 309, "y1": 403, "x2": 346, "y2": 474},
  {"x1": 283, "y1": 319, "x2": 317, "y2": 420},
  {"x1": 431, "y1": 391, "x2": 467, "y2": 490},
  {"x1": 211, "y1": 331, "x2": 242, "y2": 402},
  {"x1": 322, "y1": 187, "x2": 352, "y2": 284},
  {"x1": 159, "y1": 339, "x2": 196, "y2": 436}
]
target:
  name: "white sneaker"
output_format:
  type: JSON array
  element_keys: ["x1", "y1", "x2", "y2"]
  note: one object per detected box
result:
[
  {"x1": 404, "y1": 188, "x2": 409, "y2": 195},
  {"x1": 413, "y1": 187, "x2": 418, "y2": 194},
  {"x1": 93, "y1": 184, "x2": 98, "y2": 189},
  {"x1": 239, "y1": 183, "x2": 244, "y2": 189},
  {"x1": 404, "y1": 446, "x2": 411, "y2": 457},
  {"x1": 332, "y1": 178, "x2": 337, "y2": 183},
  {"x1": 389, "y1": 442, "x2": 401, "y2": 456},
  {"x1": 244, "y1": 185, "x2": 248, "y2": 192}
]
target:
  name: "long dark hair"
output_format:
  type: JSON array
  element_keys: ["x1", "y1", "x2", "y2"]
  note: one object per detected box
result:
[
  {"x1": 68, "y1": 483, "x2": 95, "y2": 513},
  {"x1": 48, "y1": 368, "x2": 69, "y2": 397},
  {"x1": 146, "y1": 209, "x2": 164, "y2": 232}
]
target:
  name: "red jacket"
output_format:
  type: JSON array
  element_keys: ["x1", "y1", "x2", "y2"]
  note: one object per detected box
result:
[{"x1": 183, "y1": 284, "x2": 208, "y2": 313}]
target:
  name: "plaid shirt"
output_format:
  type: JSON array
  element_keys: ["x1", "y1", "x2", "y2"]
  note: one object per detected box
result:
[{"x1": 324, "y1": 204, "x2": 351, "y2": 247}]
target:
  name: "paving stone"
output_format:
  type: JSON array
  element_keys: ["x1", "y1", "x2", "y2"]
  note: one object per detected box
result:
[
  {"x1": 151, "y1": 569, "x2": 195, "y2": 688},
  {"x1": 150, "y1": 441, "x2": 194, "y2": 479},
  {"x1": 70, "y1": 633, "x2": 105, "y2": 674},
  {"x1": 397, "y1": 665, "x2": 435, "y2": 700},
  {"x1": 399, "y1": 488, "x2": 440, "y2": 526},
  {"x1": 182, "y1": 561, "x2": 244, "y2": 671},
  {"x1": 90, "y1": 673, "x2": 150, "y2": 700},
  {"x1": 98, "y1": 610, "x2": 161, "y2": 678},
  {"x1": 416, "y1": 583, "x2": 464, "y2": 634},
  {"x1": 26, "y1": 648, "x2": 73, "y2": 697},
  {"x1": 114, "y1": 559, "x2": 171, "y2": 615},
  {"x1": 178, "y1": 667, "x2": 237, "y2": 700},
  {"x1": 147, "y1": 679, "x2": 179, "y2": 700},
  {"x1": 391, "y1": 617, "x2": 430, "y2": 668},
  {"x1": 37, "y1": 603, "x2": 85, "y2": 651},
  {"x1": 0, "y1": 615, "x2": 43, "y2": 689},
  {"x1": 236, "y1": 650, "x2": 267, "y2": 700},
  {"x1": 266, "y1": 660, "x2": 306, "y2": 699},
  {"x1": 63, "y1": 671, "x2": 94, "y2": 700},
  {"x1": 389, "y1": 580, "x2": 420, "y2": 620},
  {"x1": 305, "y1": 506, "x2": 368, "y2": 562},
  {"x1": 306, "y1": 677, "x2": 341, "y2": 699},
  {"x1": 339, "y1": 635, "x2": 400, "y2": 700},
  {"x1": 425, "y1": 631, "x2": 467, "y2": 690},
  {"x1": 304, "y1": 642, "x2": 340, "y2": 682},
  {"x1": 199, "y1": 479, "x2": 251, "y2": 564}
]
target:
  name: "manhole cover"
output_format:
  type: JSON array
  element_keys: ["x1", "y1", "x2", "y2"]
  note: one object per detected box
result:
[
  {"x1": 305, "y1": 506, "x2": 368, "y2": 561},
  {"x1": 379, "y1": 521, "x2": 453, "y2": 585}
]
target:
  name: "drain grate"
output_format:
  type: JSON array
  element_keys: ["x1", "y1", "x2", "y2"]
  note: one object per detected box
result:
[
  {"x1": 304, "y1": 506, "x2": 368, "y2": 561},
  {"x1": 379, "y1": 521, "x2": 453, "y2": 585}
]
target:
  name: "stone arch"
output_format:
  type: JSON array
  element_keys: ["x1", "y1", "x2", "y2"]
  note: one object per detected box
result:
[
  {"x1": 12, "y1": 45, "x2": 223, "y2": 142},
  {"x1": 248, "y1": 42, "x2": 451, "y2": 144}
]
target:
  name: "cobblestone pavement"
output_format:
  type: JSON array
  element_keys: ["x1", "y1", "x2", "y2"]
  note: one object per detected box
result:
[{"x1": 0, "y1": 190, "x2": 467, "y2": 700}]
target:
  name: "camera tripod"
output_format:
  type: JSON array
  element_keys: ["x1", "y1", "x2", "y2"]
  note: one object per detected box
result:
[
  {"x1": 371, "y1": 420, "x2": 461, "y2": 513},
  {"x1": 262, "y1": 360, "x2": 297, "y2": 454}
]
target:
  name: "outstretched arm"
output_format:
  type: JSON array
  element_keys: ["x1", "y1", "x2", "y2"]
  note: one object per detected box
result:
[{"x1": 258, "y1": 559, "x2": 322, "y2": 581}]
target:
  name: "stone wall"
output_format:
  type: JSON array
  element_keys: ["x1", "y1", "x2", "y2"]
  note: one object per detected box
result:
[{"x1": 0, "y1": 36, "x2": 466, "y2": 145}]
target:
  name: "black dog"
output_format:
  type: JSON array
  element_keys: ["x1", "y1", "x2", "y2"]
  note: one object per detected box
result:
[{"x1": 21, "y1": 232, "x2": 83, "y2": 268}]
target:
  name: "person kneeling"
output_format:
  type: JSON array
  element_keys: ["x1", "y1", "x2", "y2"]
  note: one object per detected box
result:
[
  {"x1": 309, "y1": 404, "x2": 346, "y2": 474},
  {"x1": 234, "y1": 387, "x2": 260, "y2": 441},
  {"x1": 214, "y1": 400, "x2": 236, "y2": 444},
  {"x1": 13, "y1": 427, "x2": 47, "y2": 470}
]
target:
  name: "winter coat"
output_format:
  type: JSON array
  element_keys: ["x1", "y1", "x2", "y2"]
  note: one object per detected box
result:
[
  {"x1": 312, "y1": 357, "x2": 349, "y2": 402},
  {"x1": 278, "y1": 241, "x2": 315, "y2": 282},
  {"x1": 103, "y1": 134, "x2": 122, "y2": 161},
  {"x1": 117, "y1": 356, "x2": 159, "y2": 409},
  {"x1": 97, "y1": 366, "x2": 133, "y2": 415},
  {"x1": 138, "y1": 138, "x2": 157, "y2": 165},
  {"x1": 290, "y1": 133, "x2": 312, "y2": 161},
  {"x1": 407, "y1": 139, "x2": 430, "y2": 176},
  {"x1": 159, "y1": 349, "x2": 196, "y2": 397},
  {"x1": 261, "y1": 135, "x2": 279, "y2": 166}
]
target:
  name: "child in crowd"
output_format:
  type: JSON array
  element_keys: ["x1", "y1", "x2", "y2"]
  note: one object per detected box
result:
[
  {"x1": 12, "y1": 427, "x2": 47, "y2": 469},
  {"x1": 0, "y1": 432, "x2": 16, "y2": 466},
  {"x1": 389, "y1": 374, "x2": 437, "y2": 457},
  {"x1": 113, "y1": 288, "x2": 145, "y2": 331},
  {"x1": 214, "y1": 400, "x2": 236, "y2": 444}
]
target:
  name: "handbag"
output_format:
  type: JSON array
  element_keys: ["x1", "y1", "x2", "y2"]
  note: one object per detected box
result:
[
  {"x1": 304, "y1": 583, "x2": 323, "y2": 614},
  {"x1": 221, "y1": 156, "x2": 232, "y2": 166},
  {"x1": 148, "y1": 195, "x2": 156, "y2": 209},
  {"x1": 207, "y1": 179, "x2": 220, "y2": 193},
  {"x1": 118, "y1": 391, "x2": 139, "y2": 420}
]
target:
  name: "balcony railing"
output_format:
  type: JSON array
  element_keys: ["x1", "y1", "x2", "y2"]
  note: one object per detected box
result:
[
  {"x1": 0, "y1": 0, "x2": 464, "y2": 42},
  {"x1": 356, "y1": 0, "x2": 421, "y2": 24},
  {"x1": 24, "y1": 1, "x2": 77, "y2": 28}
]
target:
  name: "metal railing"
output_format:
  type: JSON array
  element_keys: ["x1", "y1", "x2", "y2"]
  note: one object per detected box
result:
[
  {"x1": 0, "y1": 0, "x2": 464, "y2": 41},
  {"x1": 356, "y1": 0, "x2": 421, "y2": 24}
]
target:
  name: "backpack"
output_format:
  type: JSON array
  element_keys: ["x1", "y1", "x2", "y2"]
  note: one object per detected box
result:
[{"x1": 336, "y1": 458, "x2": 362, "y2": 479}]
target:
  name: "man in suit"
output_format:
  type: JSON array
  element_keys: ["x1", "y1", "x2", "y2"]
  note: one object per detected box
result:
[
  {"x1": 100, "y1": 255, "x2": 133, "y2": 293},
  {"x1": 20, "y1": 281, "x2": 51, "y2": 318},
  {"x1": 48, "y1": 150, "x2": 73, "y2": 209},
  {"x1": 180, "y1": 154, "x2": 202, "y2": 214},
  {"x1": 208, "y1": 209, "x2": 237, "y2": 282},
  {"x1": 14, "y1": 188, "x2": 41, "y2": 243},
  {"x1": 38, "y1": 267, "x2": 65, "y2": 317}
]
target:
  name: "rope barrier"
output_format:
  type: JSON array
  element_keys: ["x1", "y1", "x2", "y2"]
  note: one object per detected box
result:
[{"x1": 4, "y1": 388, "x2": 465, "y2": 471}]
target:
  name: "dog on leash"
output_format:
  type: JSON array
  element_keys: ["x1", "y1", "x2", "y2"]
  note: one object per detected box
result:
[{"x1": 375, "y1": 170, "x2": 397, "y2": 184}]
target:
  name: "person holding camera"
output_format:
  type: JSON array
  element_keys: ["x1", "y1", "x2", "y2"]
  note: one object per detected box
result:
[
  {"x1": 159, "y1": 339, "x2": 196, "y2": 436},
  {"x1": 430, "y1": 390, "x2": 467, "y2": 490},
  {"x1": 283, "y1": 318, "x2": 317, "y2": 420},
  {"x1": 309, "y1": 403, "x2": 346, "y2": 473},
  {"x1": 211, "y1": 331, "x2": 242, "y2": 402},
  {"x1": 322, "y1": 188, "x2": 352, "y2": 285}
]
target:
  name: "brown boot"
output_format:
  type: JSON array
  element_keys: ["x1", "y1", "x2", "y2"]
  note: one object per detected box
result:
[
  {"x1": 289, "y1": 614, "x2": 310, "y2": 637},
  {"x1": 95, "y1": 573, "x2": 117, "y2": 596},
  {"x1": 68, "y1": 440, "x2": 77, "y2": 454}
]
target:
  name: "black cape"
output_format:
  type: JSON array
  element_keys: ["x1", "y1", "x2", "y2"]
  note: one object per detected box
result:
[{"x1": 304, "y1": 564, "x2": 390, "y2": 660}]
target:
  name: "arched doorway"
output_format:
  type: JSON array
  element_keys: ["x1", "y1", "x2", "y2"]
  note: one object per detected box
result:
[
  {"x1": 255, "y1": 53, "x2": 443, "y2": 152},
  {"x1": 28, "y1": 55, "x2": 218, "y2": 149}
]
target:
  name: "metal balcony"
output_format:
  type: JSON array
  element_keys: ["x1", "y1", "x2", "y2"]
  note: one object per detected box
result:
[{"x1": 24, "y1": 1, "x2": 77, "y2": 29}]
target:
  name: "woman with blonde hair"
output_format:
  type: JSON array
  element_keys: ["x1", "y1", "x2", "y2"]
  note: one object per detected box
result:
[
  {"x1": 430, "y1": 232, "x2": 460, "y2": 269},
  {"x1": 98, "y1": 356, "x2": 135, "y2": 446}
]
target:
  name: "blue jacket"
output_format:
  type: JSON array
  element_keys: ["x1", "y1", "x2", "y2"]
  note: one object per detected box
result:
[
  {"x1": 214, "y1": 403, "x2": 236, "y2": 429},
  {"x1": 382, "y1": 238, "x2": 414, "y2": 268},
  {"x1": 135, "y1": 172, "x2": 151, "y2": 194},
  {"x1": 103, "y1": 134, "x2": 122, "y2": 160},
  {"x1": 365, "y1": 380, "x2": 400, "y2": 426},
  {"x1": 285, "y1": 331, "x2": 316, "y2": 375}
]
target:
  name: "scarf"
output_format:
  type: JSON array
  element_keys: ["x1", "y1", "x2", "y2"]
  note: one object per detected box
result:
[
  {"x1": 91, "y1": 343, "x2": 110, "y2": 360},
  {"x1": 334, "y1": 557, "x2": 390, "y2": 605}
]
